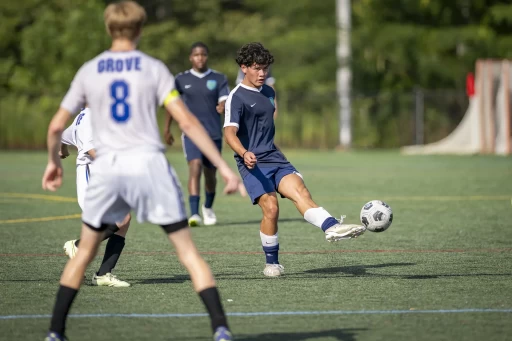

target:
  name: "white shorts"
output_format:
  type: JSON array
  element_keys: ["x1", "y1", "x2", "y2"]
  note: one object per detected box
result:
[
  {"x1": 76, "y1": 164, "x2": 92, "y2": 210},
  {"x1": 81, "y1": 152, "x2": 187, "y2": 229}
]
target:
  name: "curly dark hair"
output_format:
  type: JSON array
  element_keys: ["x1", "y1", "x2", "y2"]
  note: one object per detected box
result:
[{"x1": 235, "y1": 42, "x2": 274, "y2": 67}]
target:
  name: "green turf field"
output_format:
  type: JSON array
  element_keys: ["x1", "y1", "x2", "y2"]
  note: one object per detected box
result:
[{"x1": 0, "y1": 150, "x2": 511, "y2": 341}]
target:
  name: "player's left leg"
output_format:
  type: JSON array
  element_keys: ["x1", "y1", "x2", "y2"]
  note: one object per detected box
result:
[
  {"x1": 46, "y1": 223, "x2": 104, "y2": 341},
  {"x1": 202, "y1": 167, "x2": 217, "y2": 225},
  {"x1": 200, "y1": 138, "x2": 222, "y2": 226},
  {"x1": 92, "y1": 213, "x2": 131, "y2": 287},
  {"x1": 276, "y1": 166, "x2": 366, "y2": 242}
]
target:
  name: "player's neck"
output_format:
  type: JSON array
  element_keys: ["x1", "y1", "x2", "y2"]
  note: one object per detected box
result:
[
  {"x1": 110, "y1": 39, "x2": 137, "y2": 52},
  {"x1": 241, "y1": 79, "x2": 261, "y2": 90},
  {"x1": 192, "y1": 66, "x2": 209, "y2": 74}
]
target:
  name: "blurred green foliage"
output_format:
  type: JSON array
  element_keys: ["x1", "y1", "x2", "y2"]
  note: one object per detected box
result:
[{"x1": 1, "y1": 0, "x2": 511, "y2": 148}]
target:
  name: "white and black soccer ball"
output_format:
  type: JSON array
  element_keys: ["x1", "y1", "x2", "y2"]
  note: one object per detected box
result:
[{"x1": 360, "y1": 200, "x2": 393, "y2": 232}]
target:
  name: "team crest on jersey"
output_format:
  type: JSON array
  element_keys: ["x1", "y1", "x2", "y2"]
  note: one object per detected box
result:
[
  {"x1": 269, "y1": 97, "x2": 275, "y2": 107},
  {"x1": 206, "y1": 80, "x2": 217, "y2": 90}
]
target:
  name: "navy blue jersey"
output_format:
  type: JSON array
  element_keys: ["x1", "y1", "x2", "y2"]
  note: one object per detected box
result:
[
  {"x1": 175, "y1": 69, "x2": 229, "y2": 140},
  {"x1": 224, "y1": 83, "x2": 287, "y2": 175}
]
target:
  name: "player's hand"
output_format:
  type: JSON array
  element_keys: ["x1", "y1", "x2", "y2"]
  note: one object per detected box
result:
[
  {"x1": 243, "y1": 151, "x2": 257, "y2": 169},
  {"x1": 238, "y1": 181, "x2": 248, "y2": 197},
  {"x1": 164, "y1": 130, "x2": 174, "y2": 146},
  {"x1": 218, "y1": 166, "x2": 242, "y2": 195},
  {"x1": 42, "y1": 161, "x2": 63, "y2": 192},
  {"x1": 216, "y1": 103, "x2": 225, "y2": 114}
]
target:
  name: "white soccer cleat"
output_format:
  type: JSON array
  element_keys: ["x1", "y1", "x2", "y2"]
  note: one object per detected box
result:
[
  {"x1": 63, "y1": 240, "x2": 78, "y2": 259},
  {"x1": 201, "y1": 205, "x2": 217, "y2": 226},
  {"x1": 263, "y1": 264, "x2": 284, "y2": 277},
  {"x1": 92, "y1": 273, "x2": 130, "y2": 287},
  {"x1": 188, "y1": 214, "x2": 202, "y2": 227},
  {"x1": 325, "y1": 217, "x2": 366, "y2": 242}
]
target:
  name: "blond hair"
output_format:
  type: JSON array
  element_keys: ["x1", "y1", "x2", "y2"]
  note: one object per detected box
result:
[{"x1": 104, "y1": 1, "x2": 147, "y2": 41}]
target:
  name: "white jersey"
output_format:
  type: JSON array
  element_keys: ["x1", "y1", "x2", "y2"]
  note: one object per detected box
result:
[
  {"x1": 61, "y1": 108, "x2": 94, "y2": 166},
  {"x1": 60, "y1": 50, "x2": 176, "y2": 156}
]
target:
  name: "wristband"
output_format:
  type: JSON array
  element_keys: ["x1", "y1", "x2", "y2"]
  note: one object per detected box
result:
[{"x1": 242, "y1": 150, "x2": 248, "y2": 158}]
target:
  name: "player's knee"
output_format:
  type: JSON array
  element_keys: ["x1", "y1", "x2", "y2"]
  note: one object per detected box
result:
[
  {"x1": 262, "y1": 201, "x2": 279, "y2": 220},
  {"x1": 188, "y1": 160, "x2": 202, "y2": 176}
]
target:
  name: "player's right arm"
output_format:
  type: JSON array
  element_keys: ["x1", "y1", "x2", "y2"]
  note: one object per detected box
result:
[
  {"x1": 43, "y1": 65, "x2": 86, "y2": 191},
  {"x1": 223, "y1": 94, "x2": 257, "y2": 169}
]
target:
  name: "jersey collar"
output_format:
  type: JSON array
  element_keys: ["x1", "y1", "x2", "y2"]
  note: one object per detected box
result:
[
  {"x1": 239, "y1": 83, "x2": 262, "y2": 92},
  {"x1": 189, "y1": 68, "x2": 212, "y2": 78}
]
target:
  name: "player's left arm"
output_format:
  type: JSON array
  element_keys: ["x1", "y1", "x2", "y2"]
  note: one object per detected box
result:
[{"x1": 163, "y1": 76, "x2": 183, "y2": 145}]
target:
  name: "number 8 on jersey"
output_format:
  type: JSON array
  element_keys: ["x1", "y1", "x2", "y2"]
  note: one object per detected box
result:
[{"x1": 110, "y1": 80, "x2": 130, "y2": 122}]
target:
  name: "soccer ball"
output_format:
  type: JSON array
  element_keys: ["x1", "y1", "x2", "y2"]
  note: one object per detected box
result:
[{"x1": 360, "y1": 200, "x2": 393, "y2": 232}]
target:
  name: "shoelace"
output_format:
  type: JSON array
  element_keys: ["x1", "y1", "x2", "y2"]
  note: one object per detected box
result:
[
  {"x1": 106, "y1": 273, "x2": 121, "y2": 282},
  {"x1": 337, "y1": 215, "x2": 346, "y2": 224}
]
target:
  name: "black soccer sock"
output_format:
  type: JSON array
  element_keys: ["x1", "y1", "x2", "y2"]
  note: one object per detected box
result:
[
  {"x1": 75, "y1": 224, "x2": 119, "y2": 247},
  {"x1": 199, "y1": 287, "x2": 228, "y2": 332},
  {"x1": 49, "y1": 285, "x2": 78, "y2": 335},
  {"x1": 97, "y1": 234, "x2": 125, "y2": 276}
]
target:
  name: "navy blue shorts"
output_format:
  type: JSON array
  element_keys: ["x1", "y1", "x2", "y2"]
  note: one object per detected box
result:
[
  {"x1": 182, "y1": 135, "x2": 222, "y2": 169},
  {"x1": 242, "y1": 163, "x2": 301, "y2": 204}
]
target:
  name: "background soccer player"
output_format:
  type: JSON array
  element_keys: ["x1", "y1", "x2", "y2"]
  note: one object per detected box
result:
[
  {"x1": 224, "y1": 42, "x2": 366, "y2": 278},
  {"x1": 60, "y1": 107, "x2": 131, "y2": 287},
  {"x1": 164, "y1": 42, "x2": 230, "y2": 227},
  {"x1": 42, "y1": 2, "x2": 237, "y2": 340}
]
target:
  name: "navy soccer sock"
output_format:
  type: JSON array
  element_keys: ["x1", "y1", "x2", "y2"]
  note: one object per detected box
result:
[
  {"x1": 204, "y1": 191, "x2": 216, "y2": 209},
  {"x1": 321, "y1": 217, "x2": 339, "y2": 232},
  {"x1": 189, "y1": 195, "x2": 200, "y2": 216}
]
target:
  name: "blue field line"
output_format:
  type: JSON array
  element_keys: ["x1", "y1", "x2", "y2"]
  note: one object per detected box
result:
[{"x1": 1, "y1": 308, "x2": 511, "y2": 320}]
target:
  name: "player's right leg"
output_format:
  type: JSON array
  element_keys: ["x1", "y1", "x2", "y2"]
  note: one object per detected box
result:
[
  {"x1": 46, "y1": 223, "x2": 104, "y2": 341},
  {"x1": 183, "y1": 135, "x2": 203, "y2": 226},
  {"x1": 243, "y1": 166, "x2": 284, "y2": 277}
]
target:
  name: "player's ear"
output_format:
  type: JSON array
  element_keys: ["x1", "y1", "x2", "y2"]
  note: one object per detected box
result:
[{"x1": 241, "y1": 65, "x2": 247, "y2": 74}]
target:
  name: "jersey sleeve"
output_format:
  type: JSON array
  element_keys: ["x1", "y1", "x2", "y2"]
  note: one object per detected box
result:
[
  {"x1": 224, "y1": 94, "x2": 243, "y2": 129},
  {"x1": 61, "y1": 124, "x2": 74, "y2": 146},
  {"x1": 156, "y1": 61, "x2": 179, "y2": 106},
  {"x1": 78, "y1": 114, "x2": 95, "y2": 153},
  {"x1": 60, "y1": 64, "x2": 87, "y2": 115},
  {"x1": 174, "y1": 75, "x2": 183, "y2": 95},
  {"x1": 218, "y1": 75, "x2": 230, "y2": 103}
]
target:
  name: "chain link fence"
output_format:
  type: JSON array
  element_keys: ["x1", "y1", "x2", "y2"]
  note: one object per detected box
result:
[{"x1": 0, "y1": 89, "x2": 468, "y2": 149}]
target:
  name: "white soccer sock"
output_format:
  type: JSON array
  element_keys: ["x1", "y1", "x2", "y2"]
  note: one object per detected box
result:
[
  {"x1": 304, "y1": 207, "x2": 333, "y2": 229},
  {"x1": 260, "y1": 231, "x2": 279, "y2": 247}
]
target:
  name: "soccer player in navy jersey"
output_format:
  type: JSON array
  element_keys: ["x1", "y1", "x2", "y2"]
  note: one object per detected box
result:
[
  {"x1": 224, "y1": 42, "x2": 366, "y2": 277},
  {"x1": 165, "y1": 42, "x2": 230, "y2": 227}
]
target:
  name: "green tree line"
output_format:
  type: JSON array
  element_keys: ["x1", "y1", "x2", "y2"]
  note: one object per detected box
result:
[{"x1": 1, "y1": 0, "x2": 511, "y2": 148}]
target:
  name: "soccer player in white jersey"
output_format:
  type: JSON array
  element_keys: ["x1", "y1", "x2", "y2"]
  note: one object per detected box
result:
[
  {"x1": 60, "y1": 107, "x2": 131, "y2": 287},
  {"x1": 42, "y1": 2, "x2": 238, "y2": 340}
]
